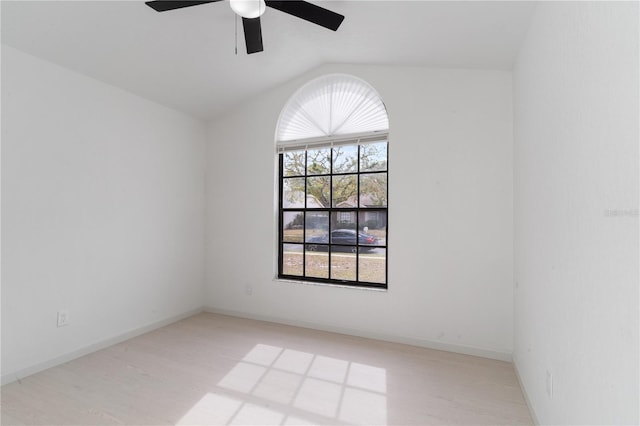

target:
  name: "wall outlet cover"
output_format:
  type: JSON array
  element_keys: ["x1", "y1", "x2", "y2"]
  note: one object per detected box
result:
[{"x1": 57, "y1": 310, "x2": 70, "y2": 327}]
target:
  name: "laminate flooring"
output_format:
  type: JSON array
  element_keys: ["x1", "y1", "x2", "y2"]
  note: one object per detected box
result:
[{"x1": 1, "y1": 313, "x2": 533, "y2": 425}]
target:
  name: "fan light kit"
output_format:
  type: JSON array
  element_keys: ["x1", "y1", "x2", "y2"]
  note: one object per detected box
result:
[
  {"x1": 229, "y1": 0, "x2": 265, "y2": 19},
  {"x1": 145, "y1": 0, "x2": 344, "y2": 55}
]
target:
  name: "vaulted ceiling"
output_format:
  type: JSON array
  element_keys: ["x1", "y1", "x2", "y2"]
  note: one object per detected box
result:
[{"x1": 1, "y1": 1, "x2": 535, "y2": 120}]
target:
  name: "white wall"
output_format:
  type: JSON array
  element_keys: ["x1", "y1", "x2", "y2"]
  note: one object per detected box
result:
[
  {"x1": 1, "y1": 46, "x2": 207, "y2": 383},
  {"x1": 206, "y1": 64, "x2": 514, "y2": 360},
  {"x1": 513, "y1": 2, "x2": 639, "y2": 424}
]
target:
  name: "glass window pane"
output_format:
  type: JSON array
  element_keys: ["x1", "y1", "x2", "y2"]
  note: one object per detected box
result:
[
  {"x1": 306, "y1": 148, "x2": 331, "y2": 175},
  {"x1": 332, "y1": 175, "x2": 357, "y2": 207},
  {"x1": 359, "y1": 173, "x2": 387, "y2": 207},
  {"x1": 282, "y1": 244, "x2": 303, "y2": 276},
  {"x1": 331, "y1": 244, "x2": 357, "y2": 253},
  {"x1": 330, "y1": 211, "x2": 357, "y2": 245},
  {"x1": 358, "y1": 211, "x2": 386, "y2": 246},
  {"x1": 280, "y1": 137, "x2": 388, "y2": 288},
  {"x1": 306, "y1": 211, "x2": 329, "y2": 243},
  {"x1": 332, "y1": 145, "x2": 358, "y2": 174},
  {"x1": 283, "y1": 178, "x2": 305, "y2": 208},
  {"x1": 283, "y1": 211, "x2": 304, "y2": 243},
  {"x1": 283, "y1": 151, "x2": 305, "y2": 177},
  {"x1": 360, "y1": 142, "x2": 388, "y2": 172},
  {"x1": 330, "y1": 249, "x2": 356, "y2": 281},
  {"x1": 306, "y1": 237, "x2": 328, "y2": 252},
  {"x1": 306, "y1": 246, "x2": 329, "y2": 279},
  {"x1": 307, "y1": 176, "x2": 330, "y2": 208},
  {"x1": 358, "y1": 248, "x2": 386, "y2": 284}
]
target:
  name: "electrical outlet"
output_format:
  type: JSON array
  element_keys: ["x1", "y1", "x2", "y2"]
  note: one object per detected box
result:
[
  {"x1": 245, "y1": 284, "x2": 253, "y2": 296},
  {"x1": 57, "y1": 310, "x2": 70, "y2": 327},
  {"x1": 546, "y1": 370, "x2": 553, "y2": 399}
]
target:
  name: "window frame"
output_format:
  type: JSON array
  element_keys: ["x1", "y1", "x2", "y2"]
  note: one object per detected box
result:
[{"x1": 277, "y1": 134, "x2": 389, "y2": 289}]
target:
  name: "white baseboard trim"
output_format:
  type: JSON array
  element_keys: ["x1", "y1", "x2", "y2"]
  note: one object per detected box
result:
[
  {"x1": 1, "y1": 308, "x2": 204, "y2": 386},
  {"x1": 513, "y1": 358, "x2": 539, "y2": 425},
  {"x1": 1, "y1": 306, "x2": 513, "y2": 387},
  {"x1": 203, "y1": 306, "x2": 512, "y2": 362}
]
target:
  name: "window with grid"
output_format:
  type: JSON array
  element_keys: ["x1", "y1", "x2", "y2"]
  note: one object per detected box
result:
[{"x1": 278, "y1": 137, "x2": 388, "y2": 288}]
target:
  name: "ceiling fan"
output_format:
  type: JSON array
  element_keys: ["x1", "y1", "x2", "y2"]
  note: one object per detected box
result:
[{"x1": 145, "y1": 0, "x2": 345, "y2": 55}]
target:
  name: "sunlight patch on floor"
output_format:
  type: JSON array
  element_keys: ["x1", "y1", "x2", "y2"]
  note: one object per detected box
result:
[
  {"x1": 178, "y1": 343, "x2": 388, "y2": 425},
  {"x1": 176, "y1": 393, "x2": 242, "y2": 425}
]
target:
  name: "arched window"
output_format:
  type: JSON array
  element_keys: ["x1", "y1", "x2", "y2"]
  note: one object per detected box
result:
[{"x1": 276, "y1": 74, "x2": 389, "y2": 288}]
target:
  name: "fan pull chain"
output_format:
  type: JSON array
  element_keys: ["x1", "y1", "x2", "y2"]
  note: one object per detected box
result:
[{"x1": 234, "y1": 14, "x2": 238, "y2": 55}]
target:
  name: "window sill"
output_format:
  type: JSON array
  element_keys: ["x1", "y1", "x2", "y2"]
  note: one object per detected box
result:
[{"x1": 273, "y1": 277, "x2": 388, "y2": 292}]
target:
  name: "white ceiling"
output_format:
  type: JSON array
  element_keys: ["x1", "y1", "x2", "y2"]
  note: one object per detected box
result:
[{"x1": 1, "y1": 0, "x2": 535, "y2": 120}]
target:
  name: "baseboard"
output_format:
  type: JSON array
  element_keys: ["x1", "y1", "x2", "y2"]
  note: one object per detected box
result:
[
  {"x1": 203, "y1": 306, "x2": 512, "y2": 362},
  {"x1": 1, "y1": 308, "x2": 204, "y2": 386},
  {"x1": 1, "y1": 306, "x2": 513, "y2": 387},
  {"x1": 513, "y1": 358, "x2": 539, "y2": 425}
]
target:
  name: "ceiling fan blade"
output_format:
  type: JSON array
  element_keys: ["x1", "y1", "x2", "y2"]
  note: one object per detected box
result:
[
  {"x1": 265, "y1": 1, "x2": 344, "y2": 31},
  {"x1": 243, "y1": 17, "x2": 264, "y2": 54},
  {"x1": 145, "y1": 1, "x2": 221, "y2": 12}
]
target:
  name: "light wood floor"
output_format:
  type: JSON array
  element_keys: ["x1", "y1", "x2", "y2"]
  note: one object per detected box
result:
[{"x1": 1, "y1": 313, "x2": 532, "y2": 425}]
